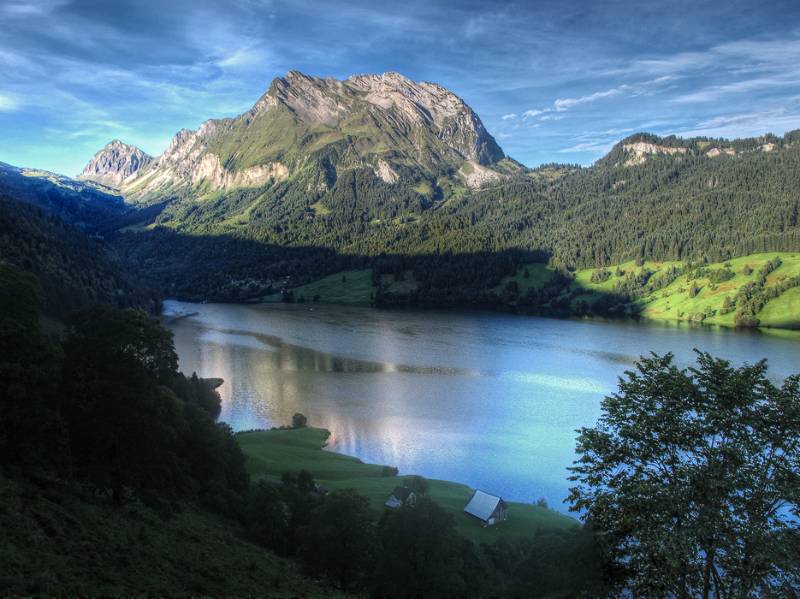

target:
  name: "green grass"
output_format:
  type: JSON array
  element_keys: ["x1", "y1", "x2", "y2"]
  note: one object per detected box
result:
[
  {"x1": 756, "y1": 285, "x2": 800, "y2": 329},
  {"x1": 494, "y1": 263, "x2": 558, "y2": 295},
  {"x1": 237, "y1": 427, "x2": 577, "y2": 544},
  {"x1": 572, "y1": 253, "x2": 800, "y2": 329},
  {"x1": 310, "y1": 200, "x2": 331, "y2": 216},
  {"x1": 287, "y1": 269, "x2": 373, "y2": 305}
]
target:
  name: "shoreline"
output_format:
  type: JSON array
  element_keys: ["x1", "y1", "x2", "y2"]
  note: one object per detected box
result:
[{"x1": 235, "y1": 426, "x2": 578, "y2": 543}]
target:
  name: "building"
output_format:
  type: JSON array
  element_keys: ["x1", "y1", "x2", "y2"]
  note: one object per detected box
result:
[
  {"x1": 463, "y1": 490, "x2": 507, "y2": 526},
  {"x1": 385, "y1": 486, "x2": 417, "y2": 509}
]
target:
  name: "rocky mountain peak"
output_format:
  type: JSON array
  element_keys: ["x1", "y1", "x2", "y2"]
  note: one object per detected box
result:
[
  {"x1": 82, "y1": 70, "x2": 510, "y2": 199},
  {"x1": 79, "y1": 140, "x2": 153, "y2": 188},
  {"x1": 253, "y1": 70, "x2": 504, "y2": 165}
]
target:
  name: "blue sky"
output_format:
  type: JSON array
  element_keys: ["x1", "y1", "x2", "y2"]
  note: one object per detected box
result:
[{"x1": 1, "y1": 0, "x2": 800, "y2": 175}]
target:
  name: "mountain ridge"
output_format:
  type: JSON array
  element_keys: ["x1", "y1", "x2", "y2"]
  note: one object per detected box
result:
[{"x1": 78, "y1": 70, "x2": 513, "y2": 200}]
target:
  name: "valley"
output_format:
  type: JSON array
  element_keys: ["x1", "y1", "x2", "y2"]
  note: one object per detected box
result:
[{"x1": 2, "y1": 57, "x2": 800, "y2": 597}]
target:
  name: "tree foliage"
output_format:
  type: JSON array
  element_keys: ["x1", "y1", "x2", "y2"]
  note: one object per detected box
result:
[{"x1": 569, "y1": 352, "x2": 800, "y2": 597}]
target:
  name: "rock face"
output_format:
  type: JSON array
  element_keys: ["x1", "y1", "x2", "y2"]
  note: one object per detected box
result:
[
  {"x1": 622, "y1": 141, "x2": 687, "y2": 166},
  {"x1": 79, "y1": 140, "x2": 153, "y2": 187},
  {"x1": 81, "y1": 70, "x2": 509, "y2": 198}
]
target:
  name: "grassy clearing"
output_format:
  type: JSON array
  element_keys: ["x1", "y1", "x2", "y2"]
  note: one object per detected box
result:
[
  {"x1": 573, "y1": 253, "x2": 800, "y2": 328},
  {"x1": 237, "y1": 428, "x2": 577, "y2": 544},
  {"x1": 310, "y1": 200, "x2": 331, "y2": 216},
  {"x1": 494, "y1": 263, "x2": 558, "y2": 295},
  {"x1": 289, "y1": 269, "x2": 373, "y2": 305}
]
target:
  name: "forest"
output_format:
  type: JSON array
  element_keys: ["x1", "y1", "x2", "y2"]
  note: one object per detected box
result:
[{"x1": 103, "y1": 131, "x2": 800, "y2": 311}]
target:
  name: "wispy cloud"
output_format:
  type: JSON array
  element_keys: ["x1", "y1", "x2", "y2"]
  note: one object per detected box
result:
[
  {"x1": 2, "y1": 0, "x2": 800, "y2": 173},
  {"x1": 0, "y1": 93, "x2": 19, "y2": 111}
]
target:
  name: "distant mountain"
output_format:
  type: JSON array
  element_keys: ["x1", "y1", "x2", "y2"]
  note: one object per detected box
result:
[
  {"x1": 79, "y1": 139, "x2": 153, "y2": 188},
  {"x1": 80, "y1": 71, "x2": 518, "y2": 202},
  {"x1": 64, "y1": 73, "x2": 800, "y2": 305},
  {"x1": 0, "y1": 161, "x2": 126, "y2": 231},
  {"x1": 0, "y1": 195, "x2": 159, "y2": 317}
]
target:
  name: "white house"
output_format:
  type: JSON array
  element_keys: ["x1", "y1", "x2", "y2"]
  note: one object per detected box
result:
[{"x1": 463, "y1": 490, "x2": 507, "y2": 526}]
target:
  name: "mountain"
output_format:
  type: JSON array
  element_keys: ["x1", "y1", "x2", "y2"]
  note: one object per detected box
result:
[
  {"x1": 0, "y1": 161, "x2": 126, "y2": 231},
  {"x1": 79, "y1": 139, "x2": 153, "y2": 188},
  {"x1": 0, "y1": 163, "x2": 158, "y2": 316},
  {"x1": 80, "y1": 71, "x2": 517, "y2": 201},
  {"x1": 67, "y1": 73, "x2": 800, "y2": 309},
  {"x1": 0, "y1": 195, "x2": 159, "y2": 317}
]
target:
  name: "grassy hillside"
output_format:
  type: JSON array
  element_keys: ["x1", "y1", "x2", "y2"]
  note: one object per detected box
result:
[
  {"x1": 269, "y1": 269, "x2": 374, "y2": 305},
  {"x1": 237, "y1": 427, "x2": 577, "y2": 544},
  {"x1": 573, "y1": 252, "x2": 800, "y2": 328},
  {"x1": 0, "y1": 475, "x2": 335, "y2": 597}
]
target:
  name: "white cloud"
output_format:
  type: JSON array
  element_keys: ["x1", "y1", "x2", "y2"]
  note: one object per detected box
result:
[
  {"x1": 558, "y1": 141, "x2": 614, "y2": 153},
  {"x1": 676, "y1": 108, "x2": 800, "y2": 139},
  {"x1": 501, "y1": 113, "x2": 517, "y2": 120},
  {"x1": 673, "y1": 75, "x2": 800, "y2": 103},
  {"x1": 554, "y1": 87, "x2": 623, "y2": 111},
  {"x1": 522, "y1": 109, "x2": 544, "y2": 118},
  {"x1": 0, "y1": 93, "x2": 19, "y2": 111}
]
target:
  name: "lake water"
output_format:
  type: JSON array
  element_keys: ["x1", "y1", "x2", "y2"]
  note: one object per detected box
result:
[{"x1": 164, "y1": 300, "x2": 800, "y2": 513}]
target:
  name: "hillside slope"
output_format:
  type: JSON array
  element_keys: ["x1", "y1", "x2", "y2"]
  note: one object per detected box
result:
[
  {"x1": 0, "y1": 475, "x2": 331, "y2": 597},
  {"x1": 0, "y1": 196, "x2": 159, "y2": 317}
]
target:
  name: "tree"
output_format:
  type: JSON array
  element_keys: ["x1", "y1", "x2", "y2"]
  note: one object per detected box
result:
[
  {"x1": 61, "y1": 309, "x2": 186, "y2": 504},
  {"x1": 244, "y1": 482, "x2": 291, "y2": 554},
  {"x1": 569, "y1": 352, "x2": 800, "y2": 597},
  {"x1": 292, "y1": 412, "x2": 308, "y2": 428},
  {"x1": 407, "y1": 475, "x2": 429, "y2": 495},
  {"x1": 511, "y1": 527, "x2": 606, "y2": 598},
  {"x1": 0, "y1": 265, "x2": 67, "y2": 474},
  {"x1": 297, "y1": 489, "x2": 376, "y2": 591},
  {"x1": 372, "y1": 497, "x2": 466, "y2": 596}
]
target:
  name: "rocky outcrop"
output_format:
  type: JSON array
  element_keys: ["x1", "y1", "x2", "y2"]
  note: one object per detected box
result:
[
  {"x1": 459, "y1": 160, "x2": 503, "y2": 188},
  {"x1": 82, "y1": 70, "x2": 508, "y2": 199},
  {"x1": 374, "y1": 159, "x2": 399, "y2": 184},
  {"x1": 79, "y1": 140, "x2": 152, "y2": 188},
  {"x1": 622, "y1": 142, "x2": 687, "y2": 166},
  {"x1": 706, "y1": 147, "x2": 736, "y2": 158}
]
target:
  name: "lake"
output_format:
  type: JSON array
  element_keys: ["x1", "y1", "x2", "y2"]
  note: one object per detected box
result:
[{"x1": 164, "y1": 300, "x2": 800, "y2": 513}]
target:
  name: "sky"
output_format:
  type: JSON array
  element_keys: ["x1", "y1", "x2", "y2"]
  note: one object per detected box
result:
[{"x1": 2, "y1": 0, "x2": 800, "y2": 175}]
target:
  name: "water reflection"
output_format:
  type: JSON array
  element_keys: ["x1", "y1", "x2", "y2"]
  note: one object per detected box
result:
[{"x1": 165, "y1": 300, "x2": 800, "y2": 512}]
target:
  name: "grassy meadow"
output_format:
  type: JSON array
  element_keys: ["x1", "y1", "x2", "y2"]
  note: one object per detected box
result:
[{"x1": 237, "y1": 427, "x2": 577, "y2": 544}]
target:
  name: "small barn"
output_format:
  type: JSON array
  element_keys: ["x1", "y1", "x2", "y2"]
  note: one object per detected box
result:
[
  {"x1": 385, "y1": 486, "x2": 417, "y2": 509},
  {"x1": 463, "y1": 490, "x2": 507, "y2": 526}
]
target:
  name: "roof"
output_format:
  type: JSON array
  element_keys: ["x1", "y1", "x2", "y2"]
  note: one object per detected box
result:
[
  {"x1": 390, "y1": 486, "x2": 414, "y2": 502},
  {"x1": 464, "y1": 490, "x2": 505, "y2": 522}
]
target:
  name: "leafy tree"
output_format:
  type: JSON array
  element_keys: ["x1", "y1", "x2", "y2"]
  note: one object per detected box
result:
[
  {"x1": 0, "y1": 265, "x2": 67, "y2": 473},
  {"x1": 297, "y1": 489, "x2": 376, "y2": 591},
  {"x1": 61, "y1": 309, "x2": 186, "y2": 503},
  {"x1": 292, "y1": 412, "x2": 308, "y2": 428},
  {"x1": 372, "y1": 497, "x2": 466, "y2": 596},
  {"x1": 569, "y1": 352, "x2": 800, "y2": 597},
  {"x1": 511, "y1": 527, "x2": 607, "y2": 598},
  {"x1": 407, "y1": 474, "x2": 429, "y2": 495},
  {"x1": 244, "y1": 482, "x2": 291, "y2": 554}
]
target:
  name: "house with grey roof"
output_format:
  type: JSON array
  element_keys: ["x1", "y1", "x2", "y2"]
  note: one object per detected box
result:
[
  {"x1": 463, "y1": 490, "x2": 507, "y2": 526},
  {"x1": 385, "y1": 486, "x2": 417, "y2": 509}
]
